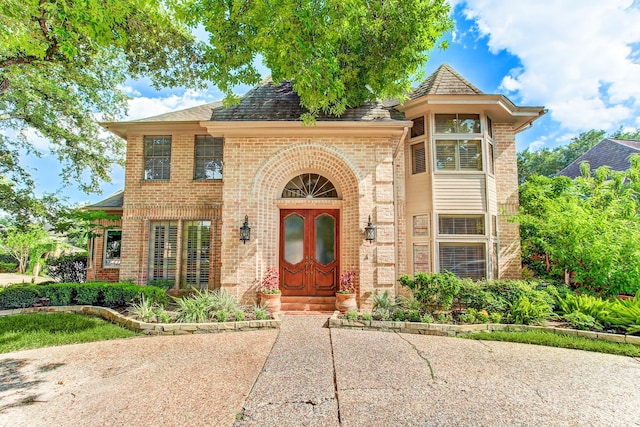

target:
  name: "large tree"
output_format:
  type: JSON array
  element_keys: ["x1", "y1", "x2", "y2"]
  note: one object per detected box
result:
[{"x1": 1, "y1": 0, "x2": 453, "y2": 225}]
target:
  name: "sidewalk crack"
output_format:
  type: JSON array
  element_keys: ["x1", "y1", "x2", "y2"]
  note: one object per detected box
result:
[
  {"x1": 329, "y1": 328, "x2": 343, "y2": 426},
  {"x1": 394, "y1": 332, "x2": 436, "y2": 380}
]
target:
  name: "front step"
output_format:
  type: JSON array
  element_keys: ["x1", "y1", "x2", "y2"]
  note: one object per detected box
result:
[{"x1": 280, "y1": 296, "x2": 336, "y2": 312}]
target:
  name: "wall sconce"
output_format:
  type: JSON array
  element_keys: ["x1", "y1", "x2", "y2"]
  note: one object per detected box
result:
[
  {"x1": 239, "y1": 215, "x2": 251, "y2": 244},
  {"x1": 364, "y1": 215, "x2": 376, "y2": 243}
]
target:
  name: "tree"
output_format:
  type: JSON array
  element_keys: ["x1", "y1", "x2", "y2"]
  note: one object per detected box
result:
[
  {"x1": 1, "y1": 0, "x2": 207, "y2": 222},
  {"x1": 177, "y1": 0, "x2": 453, "y2": 119},
  {"x1": 515, "y1": 156, "x2": 640, "y2": 296},
  {"x1": 0, "y1": 225, "x2": 51, "y2": 274}
]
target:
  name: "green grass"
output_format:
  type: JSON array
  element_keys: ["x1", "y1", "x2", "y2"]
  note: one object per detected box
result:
[
  {"x1": 460, "y1": 330, "x2": 640, "y2": 357},
  {"x1": 0, "y1": 313, "x2": 139, "y2": 354}
]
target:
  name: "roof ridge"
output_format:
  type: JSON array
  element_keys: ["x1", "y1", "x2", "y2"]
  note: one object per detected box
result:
[{"x1": 409, "y1": 63, "x2": 483, "y2": 99}]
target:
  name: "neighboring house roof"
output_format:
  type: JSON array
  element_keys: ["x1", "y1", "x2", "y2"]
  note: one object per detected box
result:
[
  {"x1": 409, "y1": 63, "x2": 483, "y2": 99},
  {"x1": 209, "y1": 78, "x2": 405, "y2": 122},
  {"x1": 557, "y1": 138, "x2": 640, "y2": 178},
  {"x1": 84, "y1": 190, "x2": 124, "y2": 211}
]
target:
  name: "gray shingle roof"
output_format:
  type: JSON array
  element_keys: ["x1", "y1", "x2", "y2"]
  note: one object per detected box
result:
[
  {"x1": 210, "y1": 78, "x2": 405, "y2": 121},
  {"x1": 557, "y1": 138, "x2": 640, "y2": 178},
  {"x1": 409, "y1": 63, "x2": 483, "y2": 99},
  {"x1": 85, "y1": 190, "x2": 124, "y2": 210}
]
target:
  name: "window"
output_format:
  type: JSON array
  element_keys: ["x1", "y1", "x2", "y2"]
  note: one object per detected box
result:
[
  {"x1": 149, "y1": 221, "x2": 178, "y2": 281},
  {"x1": 182, "y1": 221, "x2": 211, "y2": 289},
  {"x1": 413, "y1": 244, "x2": 430, "y2": 274},
  {"x1": 439, "y1": 215, "x2": 485, "y2": 235},
  {"x1": 144, "y1": 136, "x2": 172, "y2": 180},
  {"x1": 282, "y1": 173, "x2": 338, "y2": 198},
  {"x1": 434, "y1": 114, "x2": 481, "y2": 134},
  {"x1": 492, "y1": 215, "x2": 498, "y2": 237},
  {"x1": 104, "y1": 230, "x2": 122, "y2": 268},
  {"x1": 413, "y1": 214, "x2": 430, "y2": 237},
  {"x1": 439, "y1": 243, "x2": 485, "y2": 280},
  {"x1": 411, "y1": 116, "x2": 425, "y2": 138},
  {"x1": 435, "y1": 140, "x2": 482, "y2": 171},
  {"x1": 194, "y1": 136, "x2": 223, "y2": 180},
  {"x1": 488, "y1": 140, "x2": 495, "y2": 175},
  {"x1": 487, "y1": 116, "x2": 493, "y2": 139},
  {"x1": 411, "y1": 143, "x2": 426, "y2": 174}
]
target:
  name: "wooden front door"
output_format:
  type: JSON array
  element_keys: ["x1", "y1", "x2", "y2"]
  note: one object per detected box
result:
[{"x1": 280, "y1": 209, "x2": 339, "y2": 296}]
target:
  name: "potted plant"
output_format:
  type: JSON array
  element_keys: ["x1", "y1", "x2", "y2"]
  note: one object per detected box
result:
[
  {"x1": 335, "y1": 271, "x2": 357, "y2": 312},
  {"x1": 259, "y1": 268, "x2": 281, "y2": 314}
]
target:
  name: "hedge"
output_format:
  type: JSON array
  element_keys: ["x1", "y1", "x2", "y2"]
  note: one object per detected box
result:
[{"x1": 0, "y1": 282, "x2": 168, "y2": 309}]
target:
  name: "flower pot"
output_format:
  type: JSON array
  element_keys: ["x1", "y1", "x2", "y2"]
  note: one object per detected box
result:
[
  {"x1": 335, "y1": 292, "x2": 357, "y2": 312},
  {"x1": 260, "y1": 292, "x2": 281, "y2": 314}
]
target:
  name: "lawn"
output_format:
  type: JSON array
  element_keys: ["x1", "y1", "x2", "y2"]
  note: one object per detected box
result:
[
  {"x1": 461, "y1": 330, "x2": 640, "y2": 357},
  {"x1": 0, "y1": 313, "x2": 139, "y2": 353}
]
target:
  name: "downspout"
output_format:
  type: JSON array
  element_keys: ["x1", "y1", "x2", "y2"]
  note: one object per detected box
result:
[{"x1": 393, "y1": 126, "x2": 410, "y2": 297}]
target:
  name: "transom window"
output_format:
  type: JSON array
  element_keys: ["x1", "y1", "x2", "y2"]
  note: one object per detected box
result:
[
  {"x1": 194, "y1": 136, "x2": 223, "y2": 180},
  {"x1": 282, "y1": 173, "x2": 338, "y2": 198},
  {"x1": 435, "y1": 140, "x2": 482, "y2": 171},
  {"x1": 434, "y1": 113, "x2": 481, "y2": 134},
  {"x1": 439, "y1": 215, "x2": 485, "y2": 235},
  {"x1": 144, "y1": 136, "x2": 172, "y2": 180}
]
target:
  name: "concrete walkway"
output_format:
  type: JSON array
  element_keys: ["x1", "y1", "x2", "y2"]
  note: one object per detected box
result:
[{"x1": 1, "y1": 314, "x2": 640, "y2": 426}]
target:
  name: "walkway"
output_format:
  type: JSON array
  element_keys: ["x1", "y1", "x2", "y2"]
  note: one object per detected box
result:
[{"x1": 1, "y1": 315, "x2": 640, "y2": 426}]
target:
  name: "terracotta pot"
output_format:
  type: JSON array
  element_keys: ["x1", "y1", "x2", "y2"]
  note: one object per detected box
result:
[
  {"x1": 335, "y1": 292, "x2": 357, "y2": 312},
  {"x1": 260, "y1": 292, "x2": 281, "y2": 314}
]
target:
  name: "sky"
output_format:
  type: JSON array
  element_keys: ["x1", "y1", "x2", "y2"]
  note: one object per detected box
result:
[{"x1": 20, "y1": 0, "x2": 640, "y2": 207}]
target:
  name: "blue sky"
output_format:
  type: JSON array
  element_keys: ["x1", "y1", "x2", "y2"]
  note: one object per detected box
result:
[{"x1": 21, "y1": 0, "x2": 640, "y2": 207}]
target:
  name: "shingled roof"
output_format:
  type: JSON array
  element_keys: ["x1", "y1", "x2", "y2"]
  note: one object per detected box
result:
[
  {"x1": 557, "y1": 138, "x2": 640, "y2": 178},
  {"x1": 133, "y1": 102, "x2": 223, "y2": 122},
  {"x1": 409, "y1": 63, "x2": 483, "y2": 99},
  {"x1": 84, "y1": 190, "x2": 124, "y2": 210},
  {"x1": 210, "y1": 78, "x2": 405, "y2": 121}
]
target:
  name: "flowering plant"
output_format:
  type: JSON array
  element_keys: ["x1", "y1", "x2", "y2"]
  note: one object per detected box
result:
[
  {"x1": 338, "y1": 271, "x2": 355, "y2": 294},
  {"x1": 260, "y1": 268, "x2": 281, "y2": 294}
]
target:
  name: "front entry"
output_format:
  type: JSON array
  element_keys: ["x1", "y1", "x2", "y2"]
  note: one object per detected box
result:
[{"x1": 280, "y1": 209, "x2": 340, "y2": 296}]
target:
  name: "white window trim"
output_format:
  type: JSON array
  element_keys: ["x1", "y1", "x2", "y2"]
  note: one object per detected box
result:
[
  {"x1": 103, "y1": 229, "x2": 122, "y2": 269},
  {"x1": 436, "y1": 241, "x2": 488, "y2": 280}
]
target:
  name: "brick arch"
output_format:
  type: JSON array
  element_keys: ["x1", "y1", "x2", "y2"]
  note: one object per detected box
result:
[{"x1": 251, "y1": 142, "x2": 362, "y2": 282}]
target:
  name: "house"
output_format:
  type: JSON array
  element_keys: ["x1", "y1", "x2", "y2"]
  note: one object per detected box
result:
[
  {"x1": 556, "y1": 138, "x2": 640, "y2": 178},
  {"x1": 87, "y1": 64, "x2": 545, "y2": 310}
]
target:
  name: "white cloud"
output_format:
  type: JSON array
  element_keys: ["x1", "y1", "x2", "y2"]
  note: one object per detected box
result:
[
  {"x1": 125, "y1": 89, "x2": 216, "y2": 121},
  {"x1": 528, "y1": 139, "x2": 546, "y2": 152},
  {"x1": 455, "y1": 0, "x2": 640, "y2": 132}
]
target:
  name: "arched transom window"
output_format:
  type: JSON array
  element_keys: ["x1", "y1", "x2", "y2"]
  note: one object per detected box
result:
[{"x1": 282, "y1": 173, "x2": 338, "y2": 199}]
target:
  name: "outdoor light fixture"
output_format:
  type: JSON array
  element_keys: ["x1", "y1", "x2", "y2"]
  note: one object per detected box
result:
[
  {"x1": 239, "y1": 215, "x2": 251, "y2": 244},
  {"x1": 364, "y1": 215, "x2": 376, "y2": 243}
]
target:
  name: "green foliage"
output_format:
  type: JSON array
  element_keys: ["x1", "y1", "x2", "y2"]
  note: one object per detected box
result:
[
  {"x1": 436, "y1": 313, "x2": 452, "y2": 323},
  {"x1": 0, "y1": 313, "x2": 138, "y2": 353},
  {"x1": 461, "y1": 331, "x2": 640, "y2": 357},
  {"x1": 362, "y1": 312, "x2": 373, "y2": 321},
  {"x1": 128, "y1": 295, "x2": 159, "y2": 323},
  {"x1": 177, "y1": 0, "x2": 453, "y2": 120},
  {"x1": 488, "y1": 312, "x2": 503, "y2": 324},
  {"x1": 146, "y1": 278, "x2": 175, "y2": 291},
  {"x1": 0, "y1": 261, "x2": 17, "y2": 272},
  {"x1": 564, "y1": 312, "x2": 603, "y2": 331},
  {"x1": 173, "y1": 289, "x2": 239, "y2": 323},
  {"x1": 252, "y1": 304, "x2": 270, "y2": 320},
  {"x1": 420, "y1": 313, "x2": 434, "y2": 323},
  {"x1": 398, "y1": 271, "x2": 461, "y2": 310},
  {"x1": 406, "y1": 309, "x2": 422, "y2": 322},
  {"x1": 0, "y1": 282, "x2": 168, "y2": 309},
  {"x1": 46, "y1": 254, "x2": 87, "y2": 283},
  {"x1": 516, "y1": 160, "x2": 640, "y2": 297},
  {"x1": 372, "y1": 290, "x2": 394, "y2": 311},
  {"x1": 234, "y1": 310, "x2": 245, "y2": 322},
  {"x1": 0, "y1": 225, "x2": 51, "y2": 274},
  {"x1": 345, "y1": 310, "x2": 358, "y2": 320},
  {"x1": 506, "y1": 295, "x2": 553, "y2": 325}
]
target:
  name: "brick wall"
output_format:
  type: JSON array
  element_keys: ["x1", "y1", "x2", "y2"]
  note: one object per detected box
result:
[
  {"x1": 493, "y1": 123, "x2": 522, "y2": 278},
  {"x1": 86, "y1": 216, "x2": 122, "y2": 282}
]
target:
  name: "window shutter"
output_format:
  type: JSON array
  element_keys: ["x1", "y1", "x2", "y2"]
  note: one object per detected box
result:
[{"x1": 412, "y1": 143, "x2": 426, "y2": 174}]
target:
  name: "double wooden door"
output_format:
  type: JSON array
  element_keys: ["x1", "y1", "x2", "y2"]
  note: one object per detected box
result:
[{"x1": 279, "y1": 209, "x2": 339, "y2": 296}]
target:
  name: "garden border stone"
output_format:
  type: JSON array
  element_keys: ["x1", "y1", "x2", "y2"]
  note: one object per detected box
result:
[
  {"x1": 328, "y1": 311, "x2": 640, "y2": 346},
  {"x1": 0, "y1": 305, "x2": 281, "y2": 335}
]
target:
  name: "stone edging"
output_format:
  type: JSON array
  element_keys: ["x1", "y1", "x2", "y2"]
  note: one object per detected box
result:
[
  {"x1": 0, "y1": 306, "x2": 282, "y2": 335},
  {"x1": 328, "y1": 311, "x2": 640, "y2": 346}
]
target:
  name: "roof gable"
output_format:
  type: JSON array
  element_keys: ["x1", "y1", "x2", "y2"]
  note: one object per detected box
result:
[
  {"x1": 409, "y1": 63, "x2": 484, "y2": 99},
  {"x1": 85, "y1": 190, "x2": 124, "y2": 210},
  {"x1": 557, "y1": 138, "x2": 640, "y2": 178}
]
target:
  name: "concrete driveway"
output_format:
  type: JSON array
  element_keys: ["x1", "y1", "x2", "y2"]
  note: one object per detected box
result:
[
  {"x1": 1, "y1": 315, "x2": 639, "y2": 426},
  {"x1": 0, "y1": 273, "x2": 51, "y2": 287}
]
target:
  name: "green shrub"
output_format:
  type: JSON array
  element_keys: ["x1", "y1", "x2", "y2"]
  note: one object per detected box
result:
[
  {"x1": 564, "y1": 312, "x2": 603, "y2": 331},
  {"x1": 604, "y1": 297, "x2": 640, "y2": 335},
  {"x1": 406, "y1": 309, "x2": 421, "y2": 322},
  {"x1": 399, "y1": 271, "x2": 461, "y2": 310},
  {"x1": 420, "y1": 313, "x2": 434, "y2": 323},
  {"x1": 75, "y1": 283, "x2": 101, "y2": 305},
  {"x1": 372, "y1": 290, "x2": 394, "y2": 311},
  {"x1": 488, "y1": 312, "x2": 503, "y2": 323},
  {"x1": 216, "y1": 310, "x2": 229, "y2": 322},
  {"x1": 458, "y1": 308, "x2": 478, "y2": 324},
  {"x1": 173, "y1": 289, "x2": 237, "y2": 323},
  {"x1": 362, "y1": 312, "x2": 373, "y2": 321},
  {"x1": 234, "y1": 310, "x2": 245, "y2": 321},
  {"x1": 0, "y1": 285, "x2": 40, "y2": 308},
  {"x1": 392, "y1": 308, "x2": 406, "y2": 321},
  {"x1": 146, "y1": 278, "x2": 175, "y2": 291},
  {"x1": 40, "y1": 283, "x2": 75, "y2": 306},
  {"x1": 252, "y1": 304, "x2": 269, "y2": 320},
  {"x1": 0, "y1": 261, "x2": 18, "y2": 273},
  {"x1": 507, "y1": 295, "x2": 552, "y2": 325},
  {"x1": 345, "y1": 310, "x2": 358, "y2": 320},
  {"x1": 102, "y1": 285, "x2": 126, "y2": 307},
  {"x1": 475, "y1": 310, "x2": 489, "y2": 323},
  {"x1": 372, "y1": 307, "x2": 390, "y2": 320}
]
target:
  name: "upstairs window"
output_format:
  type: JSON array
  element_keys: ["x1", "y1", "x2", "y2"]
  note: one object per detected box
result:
[
  {"x1": 144, "y1": 136, "x2": 172, "y2": 180},
  {"x1": 435, "y1": 140, "x2": 482, "y2": 171},
  {"x1": 411, "y1": 142, "x2": 426, "y2": 174},
  {"x1": 435, "y1": 114, "x2": 481, "y2": 134},
  {"x1": 194, "y1": 136, "x2": 223, "y2": 180}
]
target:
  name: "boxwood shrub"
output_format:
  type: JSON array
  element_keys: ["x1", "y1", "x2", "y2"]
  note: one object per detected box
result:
[{"x1": 0, "y1": 282, "x2": 168, "y2": 309}]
